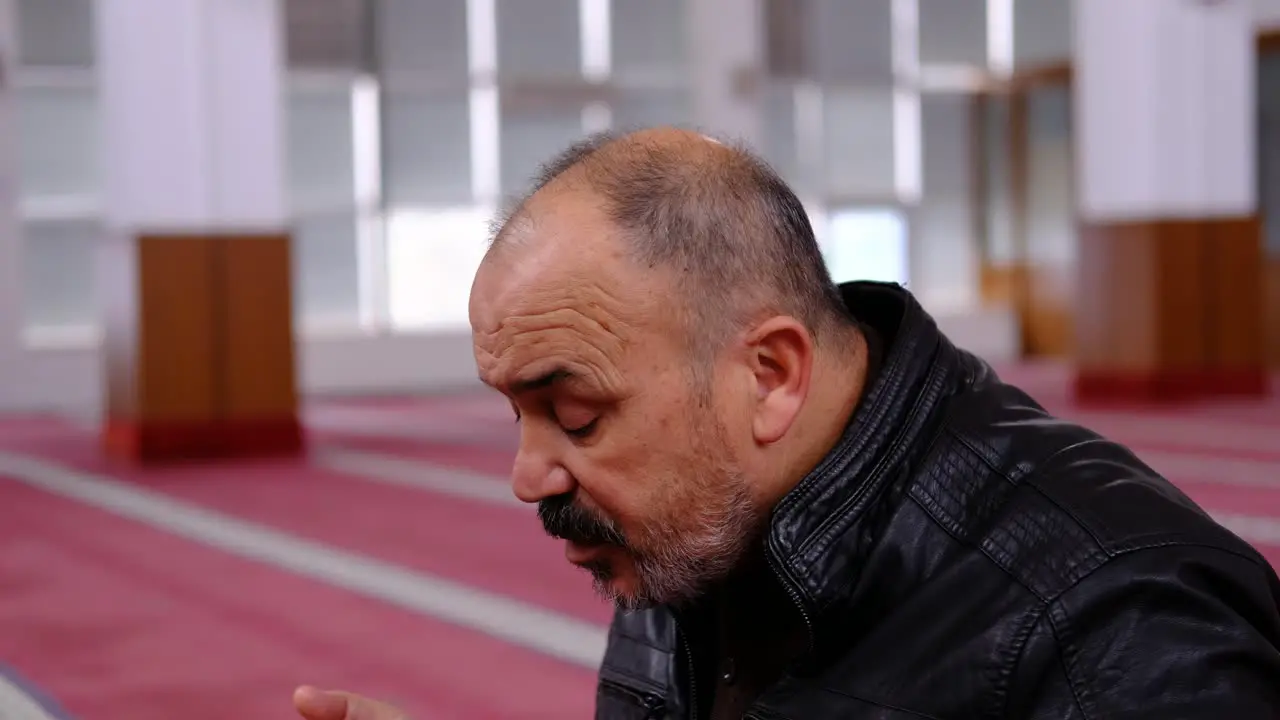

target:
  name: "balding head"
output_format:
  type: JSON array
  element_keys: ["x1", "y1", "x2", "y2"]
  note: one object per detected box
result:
[
  {"x1": 468, "y1": 127, "x2": 868, "y2": 611},
  {"x1": 484, "y1": 127, "x2": 853, "y2": 362}
]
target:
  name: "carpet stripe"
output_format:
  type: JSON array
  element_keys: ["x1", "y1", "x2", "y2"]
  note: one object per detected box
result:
[
  {"x1": 0, "y1": 673, "x2": 65, "y2": 720},
  {"x1": 0, "y1": 451, "x2": 608, "y2": 670}
]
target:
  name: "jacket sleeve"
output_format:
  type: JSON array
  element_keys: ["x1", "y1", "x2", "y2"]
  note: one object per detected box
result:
[{"x1": 1006, "y1": 544, "x2": 1280, "y2": 719}]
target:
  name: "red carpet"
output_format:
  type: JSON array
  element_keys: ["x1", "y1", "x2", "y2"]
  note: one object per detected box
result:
[
  {"x1": 0, "y1": 481, "x2": 596, "y2": 720},
  {"x1": 0, "y1": 362, "x2": 1277, "y2": 719}
]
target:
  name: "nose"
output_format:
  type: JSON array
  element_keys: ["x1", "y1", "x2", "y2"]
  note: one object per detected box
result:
[{"x1": 510, "y1": 423, "x2": 575, "y2": 504}]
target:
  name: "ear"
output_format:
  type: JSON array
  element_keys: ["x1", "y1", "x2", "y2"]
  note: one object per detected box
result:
[{"x1": 743, "y1": 316, "x2": 814, "y2": 445}]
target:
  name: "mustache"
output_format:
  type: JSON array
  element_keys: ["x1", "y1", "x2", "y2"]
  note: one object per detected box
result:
[{"x1": 538, "y1": 494, "x2": 627, "y2": 547}]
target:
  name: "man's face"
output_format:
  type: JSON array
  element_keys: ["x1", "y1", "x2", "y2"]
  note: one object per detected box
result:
[{"x1": 469, "y1": 192, "x2": 765, "y2": 610}]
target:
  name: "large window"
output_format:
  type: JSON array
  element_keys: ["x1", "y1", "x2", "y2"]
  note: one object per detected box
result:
[
  {"x1": 10, "y1": 0, "x2": 1070, "y2": 342},
  {"x1": 307, "y1": 0, "x2": 697, "y2": 332}
]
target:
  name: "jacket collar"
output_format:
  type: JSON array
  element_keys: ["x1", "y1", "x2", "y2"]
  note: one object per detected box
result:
[{"x1": 764, "y1": 281, "x2": 958, "y2": 629}]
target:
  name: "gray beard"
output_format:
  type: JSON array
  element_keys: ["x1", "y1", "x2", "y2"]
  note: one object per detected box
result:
[{"x1": 594, "y1": 474, "x2": 762, "y2": 611}]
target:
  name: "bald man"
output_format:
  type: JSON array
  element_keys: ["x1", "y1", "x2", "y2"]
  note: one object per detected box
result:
[{"x1": 296, "y1": 129, "x2": 1280, "y2": 719}]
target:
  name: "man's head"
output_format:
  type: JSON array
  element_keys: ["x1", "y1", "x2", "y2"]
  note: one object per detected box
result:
[{"x1": 469, "y1": 127, "x2": 859, "y2": 610}]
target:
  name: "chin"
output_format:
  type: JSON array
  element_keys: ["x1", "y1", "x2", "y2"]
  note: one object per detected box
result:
[
  {"x1": 588, "y1": 565, "x2": 652, "y2": 611},
  {"x1": 597, "y1": 581, "x2": 656, "y2": 612}
]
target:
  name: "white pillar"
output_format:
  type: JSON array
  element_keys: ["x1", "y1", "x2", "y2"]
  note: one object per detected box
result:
[
  {"x1": 1071, "y1": 0, "x2": 1266, "y2": 403},
  {"x1": 94, "y1": 0, "x2": 302, "y2": 461},
  {"x1": 95, "y1": 0, "x2": 287, "y2": 233},
  {"x1": 1074, "y1": 0, "x2": 1255, "y2": 222}
]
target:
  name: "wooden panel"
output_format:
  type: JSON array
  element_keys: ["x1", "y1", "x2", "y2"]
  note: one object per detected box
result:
[
  {"x1": 978, "y1": 262, "x2": 1074, "y2": 357},
  {"x1": 221, "y1": 234, "x2": 299, "y2": 418},
  {"x1": 102, "y1": 231, "x2": 302, "y2": 463},
  {"x1": 978, "y1": 263, "x2": 1025, "y2": 306},
  {"x1": 1023, "y1": 264, "x2": 1074, "y2": 357},
  {"x1": 135, "y1": 235, "x2": 220, "y2": 422},
  {"x1": 1152, "y1": 220, "x2": 1211, "y2": 372},
  {"x1": 1203, "y1": 217, "x2": 1266, "y2": 372},
  {"x1": 1074, "y1": 217, "x2": 1267, "y2": 402},
  {"x1": 1077, "y1": 222, "x2": 1158, "y2": 371}
]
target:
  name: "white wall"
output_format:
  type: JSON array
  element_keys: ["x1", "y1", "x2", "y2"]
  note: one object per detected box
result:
[{"x1": 3, "y1": 331, "x2": 481, "y2": 414}]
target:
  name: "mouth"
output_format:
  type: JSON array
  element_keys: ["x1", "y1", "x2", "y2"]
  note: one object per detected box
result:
[{"x1": 564, "y1": 539, "x2": 610, "y2": 565}]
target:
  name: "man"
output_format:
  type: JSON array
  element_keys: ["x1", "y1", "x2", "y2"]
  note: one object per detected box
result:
[{"x1": 295, "y1": 128, "x2": 1280, "y2": 719}]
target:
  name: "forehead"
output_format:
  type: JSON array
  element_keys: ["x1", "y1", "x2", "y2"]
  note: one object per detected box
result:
[{"x1": 469, "y1": 190, "x2": 677, "y2": 389}]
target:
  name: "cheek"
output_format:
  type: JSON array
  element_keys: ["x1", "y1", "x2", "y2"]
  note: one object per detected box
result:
[{"x1": 574, "y1": 388, "x2": 720, "y2": 523}]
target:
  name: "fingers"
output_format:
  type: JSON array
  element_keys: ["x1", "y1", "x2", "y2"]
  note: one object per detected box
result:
[{"x1": 293, "y1": 686, "x2": 407, "y2": 720}]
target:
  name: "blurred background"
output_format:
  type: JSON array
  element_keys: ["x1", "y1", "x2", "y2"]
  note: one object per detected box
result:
[{"x1": 0, "y1": 1, "x2": 1276, "y2": 718}]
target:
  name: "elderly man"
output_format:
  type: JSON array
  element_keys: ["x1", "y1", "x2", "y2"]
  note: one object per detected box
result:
[{"x1": 296, "y1": 129, "x2": 1280, "y2": 719}]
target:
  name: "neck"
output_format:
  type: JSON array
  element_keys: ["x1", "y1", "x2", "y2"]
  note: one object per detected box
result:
[{"x1": 762, "y1": 326, "x2": 870, "y2": 507}]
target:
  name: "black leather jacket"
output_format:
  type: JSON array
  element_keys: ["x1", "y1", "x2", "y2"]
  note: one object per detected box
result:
[{"x1": 595, "y1": 281, "x2": 1280, "y2": 719}]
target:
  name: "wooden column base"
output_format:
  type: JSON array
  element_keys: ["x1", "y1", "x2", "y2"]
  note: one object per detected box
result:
[
  {"x1": 101, "y1": 231, "x2": 304, "y2": 463},
  {"x1": 103, "y1": 416, "x2": 304, "y2": 462},
  {"x1": 1073, "y1": 216, "x2": 1270, "y2": 404}
]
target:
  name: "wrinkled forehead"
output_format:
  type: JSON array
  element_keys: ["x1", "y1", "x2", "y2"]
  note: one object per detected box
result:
[{"x1": 469, "y1": 212, "x2": 678, "y2": 392}]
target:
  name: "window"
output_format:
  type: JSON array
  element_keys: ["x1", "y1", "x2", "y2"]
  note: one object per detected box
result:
[
  {"x1": 760, "y1": 0, "x2": 917, "y2": 207},
  {"x1": 15, "y1": 0, "x2": 95, "y2": 68},
  {"x1": 9, "y1": 0, "x2": 1070, "y2": 345},
  {"x1": 281, "y1": 0, "x2": 374, "y2": 333},
  {"x1": 13, "y1": 0, "x2": 101, "y2": 336},
  {"x1": 284, "y1": 76, "x2": 365, "y2": 331},
  {"x1": 1013, "y1": 0, "x2": 1070, "y2": 70},
  {"x1": 385, "y1": 207, "x2": 491, "y2": 330},
  {"x1": 21, "y1": 218, "x2": 100, "y2": 332},
  {"x1": 382, "y1": 0, "x2": 697, "y2": 330},
  {"x1": 918, "y1": 0, "x2": 988, "y2": 68},
  {"x1": 824, "y1": 208, "x2": 910, "y2": 286}
]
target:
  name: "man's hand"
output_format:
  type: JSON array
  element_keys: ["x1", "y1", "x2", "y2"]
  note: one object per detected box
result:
[{"x1": 293, "y1": 686, "x2": 407, "y2": 720}]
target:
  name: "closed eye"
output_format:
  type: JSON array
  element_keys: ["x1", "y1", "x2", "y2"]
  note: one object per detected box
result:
[{"x1": 564, "y1": 417, "x2": 599, "y2": 439}]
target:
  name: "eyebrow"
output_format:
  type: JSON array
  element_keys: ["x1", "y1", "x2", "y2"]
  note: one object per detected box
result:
[{"x1": 510, "y1": 366, "x2": 575, "y2": 394}]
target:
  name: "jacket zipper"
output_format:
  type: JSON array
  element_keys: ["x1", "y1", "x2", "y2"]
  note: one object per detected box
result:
[
  {"x1": 683, "y1": 635, "x2": 700, "y2": 720},
  {"x1": 673, "y1": 617, "x2": 700, "y2": 720},
  {"x1": 766, "y1": 537, "x2": 816, "y2": 655}
]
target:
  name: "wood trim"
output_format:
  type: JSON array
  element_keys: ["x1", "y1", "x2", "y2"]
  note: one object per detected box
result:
[{"x1": 1006, "y1": 62, "x2": 1072, "y2": 94}]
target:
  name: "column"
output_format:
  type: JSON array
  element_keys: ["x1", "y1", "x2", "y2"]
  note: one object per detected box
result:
[
  {"x1": 97, "y1": 0, "x2": 303, "y2": 461},
  {"x1": 1073, "y1": 0, "x2": 1268, "y2": 403}
]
